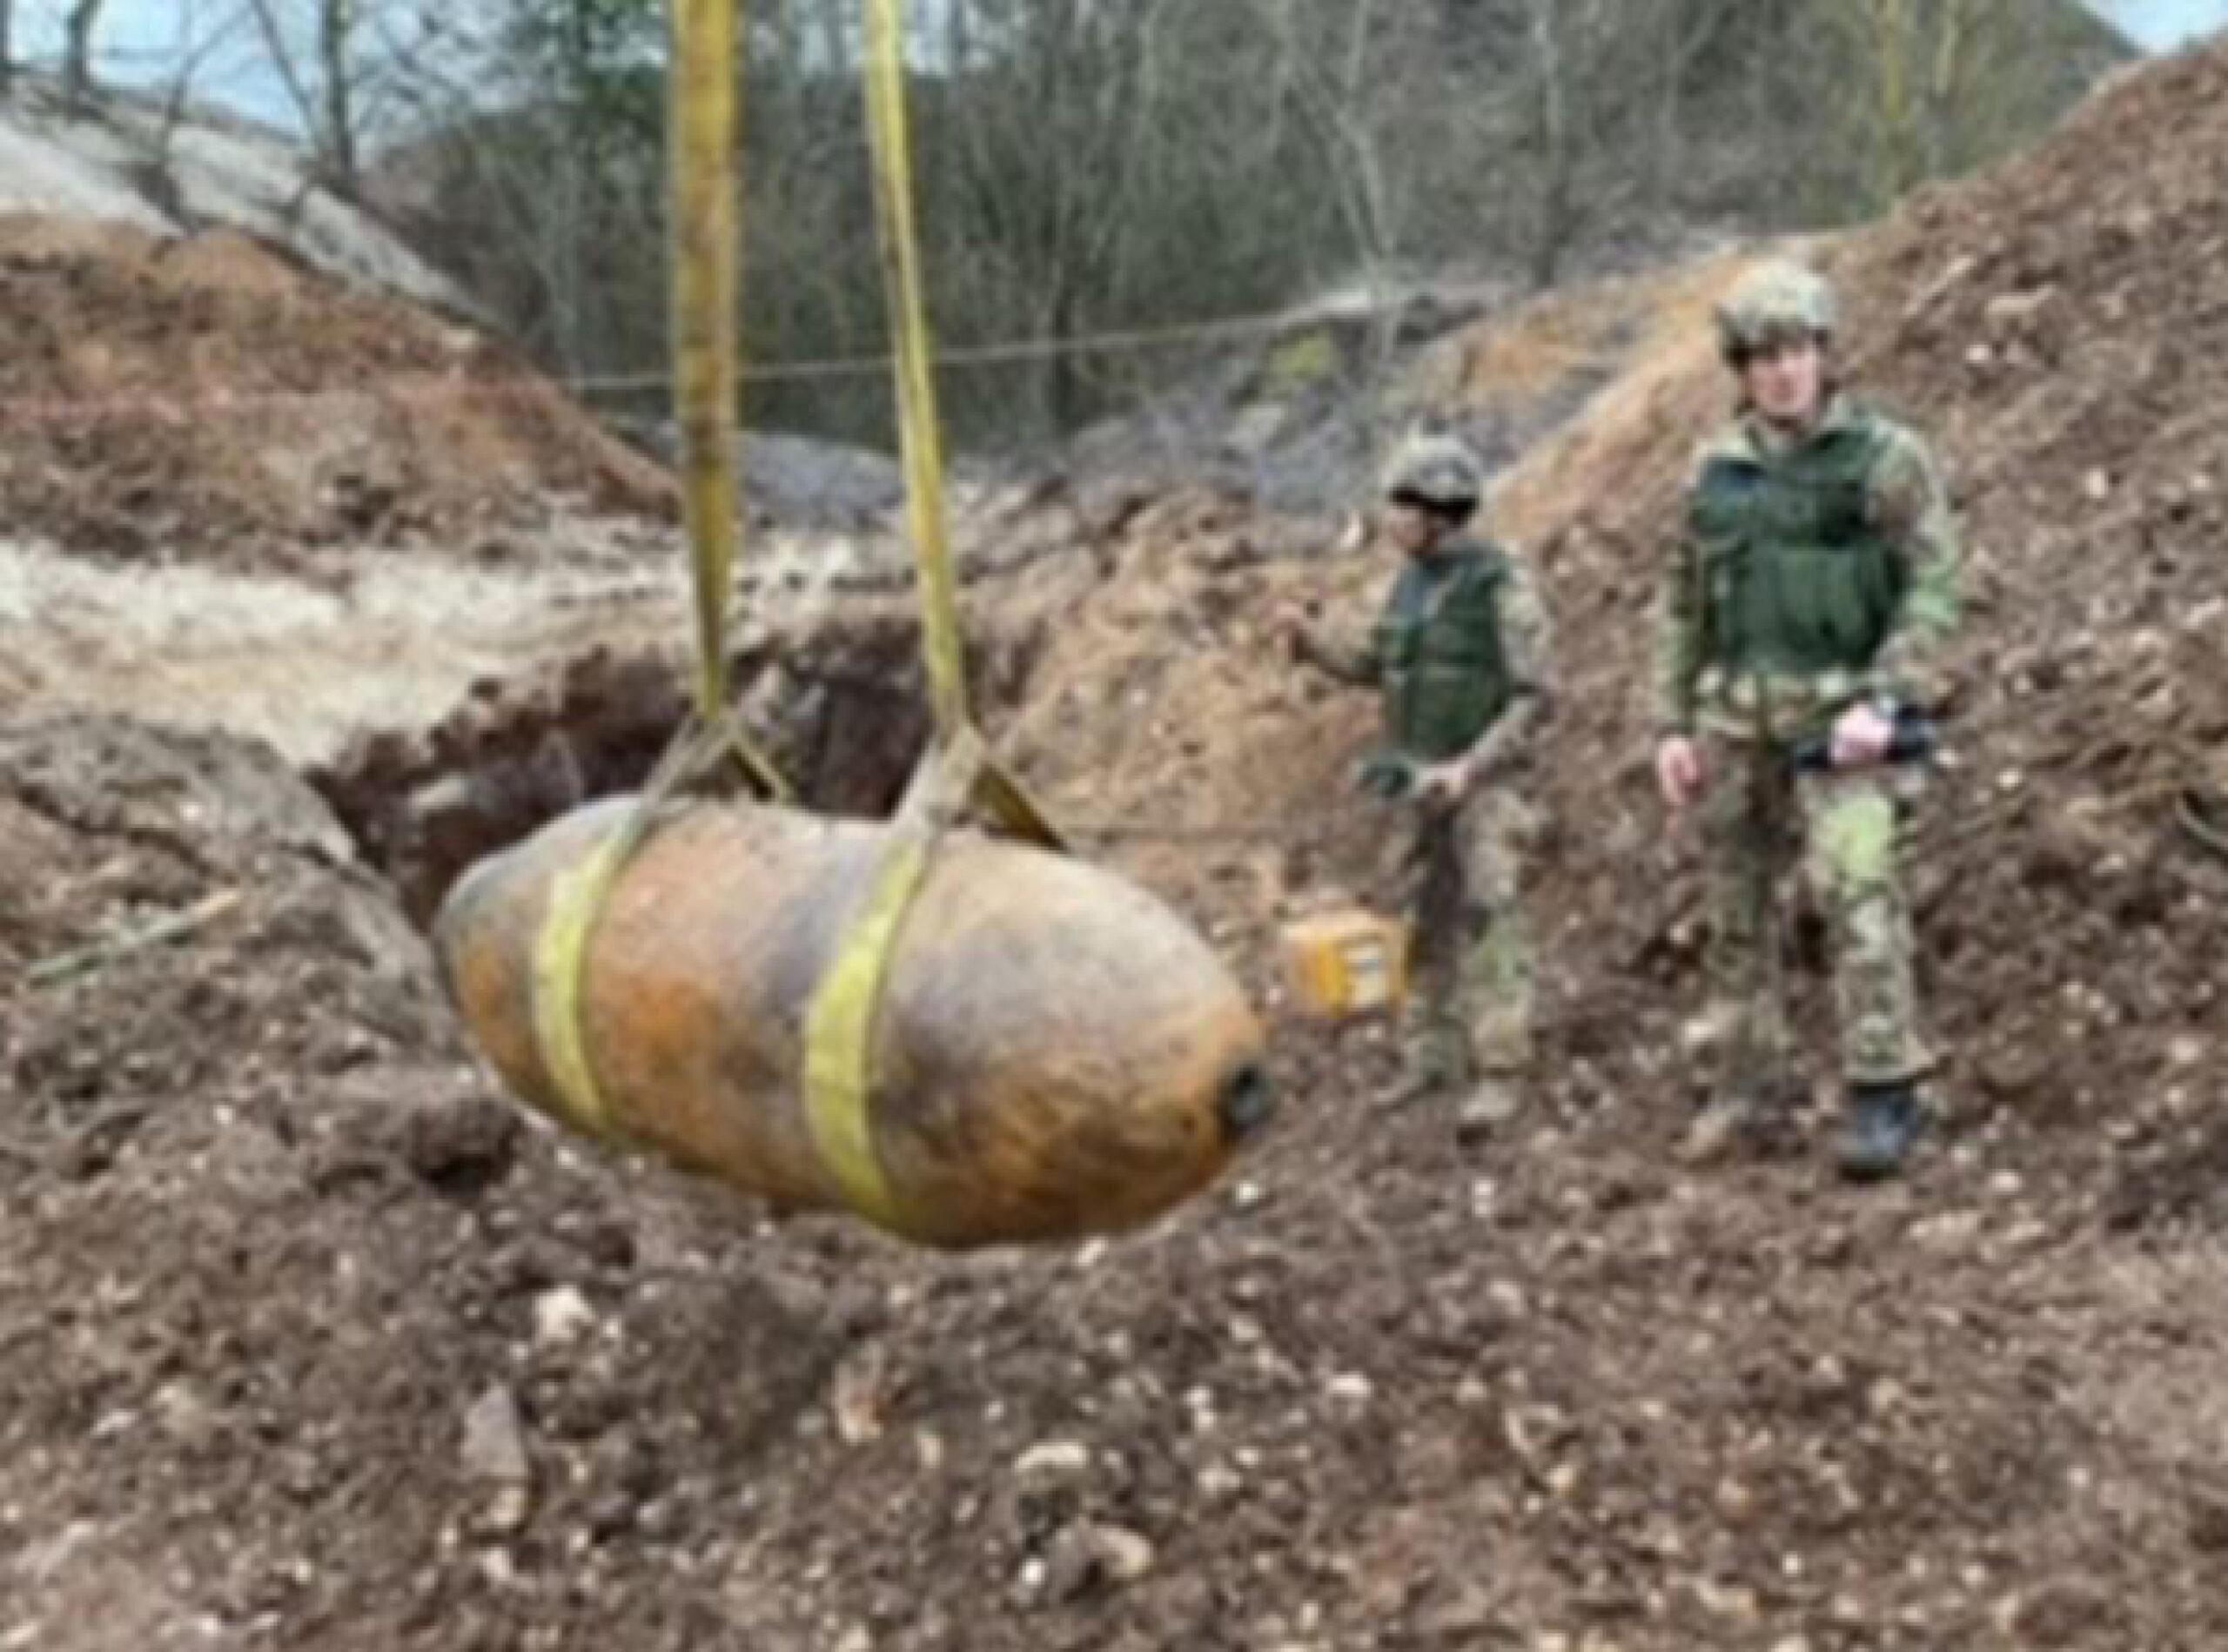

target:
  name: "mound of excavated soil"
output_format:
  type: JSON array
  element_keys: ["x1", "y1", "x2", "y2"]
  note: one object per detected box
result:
[
  {"x1": 8, "y1": 38, "x2": 2228, "y2": 1652},
  {"x1": 0, "y1": 218, "x2": 672, "y2": 567},
  {"x1": 6, "y1": 705, "x2": 2226, "y2": 1652},
  {"x1": 0, "y1": 714, "x2": 889, "y2": 1651}
]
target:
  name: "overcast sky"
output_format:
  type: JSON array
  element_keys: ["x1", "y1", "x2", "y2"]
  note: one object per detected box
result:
[
  {"x1": 15, "y1": 0, "x2": 432, "y2": 129},
  {"x1": 2097, "y1": 0, "x2": 2228, "y2": 46},
  {"x1": 17, "y1": 0, "x2": 2228, "y2": 131}
]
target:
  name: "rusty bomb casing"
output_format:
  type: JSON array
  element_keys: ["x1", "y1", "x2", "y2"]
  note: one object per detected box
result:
[{"x1": 433, "y1": 797, "x2": 1273, "y2": 1249}]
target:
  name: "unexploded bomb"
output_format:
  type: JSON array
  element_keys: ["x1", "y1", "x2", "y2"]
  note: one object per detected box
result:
[{"x1": 434, "y1": 797, "x2": 1273, "y2": 1248}]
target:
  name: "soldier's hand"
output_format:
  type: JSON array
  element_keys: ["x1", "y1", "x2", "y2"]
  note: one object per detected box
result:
[
  {"x1": 1829, "y1": 702, "x2": 1896, "y2": 769},
  {"x1": 1414, "y1": 759, "x2": 1473, "y2": 809},
  {"x1": 1655, "y1": 737, "x2": 1705, "y2": 811}
]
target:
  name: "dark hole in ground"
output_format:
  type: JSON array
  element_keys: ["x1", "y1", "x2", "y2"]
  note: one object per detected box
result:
[{"x1": 308, "y1": 615, "x2": 1044, "y2": 930}]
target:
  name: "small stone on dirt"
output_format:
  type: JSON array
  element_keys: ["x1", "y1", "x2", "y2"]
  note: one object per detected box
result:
[
  {"x1": 533, "y1": 1286, "x2": 596, "y2": 1349},
  {"x1": 1012, "y1": 1440, "x2": 1092, "y2": 1488},
  {"x1": 830, "y1": 1350, "x2": 890, "y2": 1445},
  {"x1": 460, "y1": 1386, "x2": 530, "y2": 1532},
  {"x1": 1456, "y1": 1083, "x2": 1521, "y2": 1142},
  {"x1": 1324, "y1": 1373, "x2": 1374, "y2": 1410},
  {"x1": 461, "y1": 1387, "x2": 528, "y2": 1486},
  {"x1": 1044, "y1": 1522, "x2": 1156, "y2": 1599}
]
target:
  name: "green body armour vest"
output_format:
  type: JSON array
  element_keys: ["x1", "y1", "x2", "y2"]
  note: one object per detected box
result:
[
  {"x1": 1689, "y1": 411, "x2": 1908, "y2": 677},
  {"x1": 1372, "y1": 541, "x2": 1513, "y2": 762}
]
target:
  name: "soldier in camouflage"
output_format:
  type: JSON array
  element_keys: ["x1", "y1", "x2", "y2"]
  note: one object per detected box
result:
[
  {"x1": 1283, "y1": 434, "x2": 1554, "y2": 1112},
  {"x1": 1653, "y1": 259, "x2": 1961, "y2": 1180}
]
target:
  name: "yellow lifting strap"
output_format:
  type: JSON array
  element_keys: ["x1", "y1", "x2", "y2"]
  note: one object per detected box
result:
[
  {"x1": 530, "y1": 833, "x2": 632, "y2": 1141},
  {"x1": 672, "y1": 0, "x2": 737, "y2": 723},
  {"x1": 525, "y1": 0, "x2": 798, "y2": 1157},
  {"x1": 800, "y1": 832, "x2": 929, "y2": 1231},
  {"x1": 859, "y1": 0, "x2": 964, "y2": 742},
  {"x1": 535, "y1": 0, "x2": 1066, "y2": 1232},
  {"x1": 672, "y1": 0, "x2": 789, "y2": 802},
  {"x1": 792, "y1": 0, "x2": 1070, "y2": 1232},
  {"x1": 527, "y1": 712, "x2": 754, "y2": 1145},
  {"x1": 856, "y1": 0, "x2": 1059, "y2": 850}
]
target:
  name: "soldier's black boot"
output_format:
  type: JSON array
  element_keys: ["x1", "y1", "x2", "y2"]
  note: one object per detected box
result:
[{"x1": 1836, "y1": 1080, "x2": 1922, "y2": 1182}]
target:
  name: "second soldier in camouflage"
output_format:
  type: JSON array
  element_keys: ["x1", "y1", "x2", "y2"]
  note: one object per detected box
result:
[{"x1": 1285, "y1": 434, "x2": 1554, "y2": 1115}]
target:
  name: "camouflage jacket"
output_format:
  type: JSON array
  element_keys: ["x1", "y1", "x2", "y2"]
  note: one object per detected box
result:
[
  {"x1": 1302, "y1": 537, "x2": 1554, "y2": 769},
  {"x1": 1654, "y1": 395, "x2": 1962, "y2": 741}
]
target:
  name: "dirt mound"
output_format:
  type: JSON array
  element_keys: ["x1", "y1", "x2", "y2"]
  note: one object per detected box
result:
[
  {"x1": 0, "y1": 713, "x2": 872, "y2": 1649},
  {"x1": 8, "y1": 701, "x2": 2228, "y2": 1652},
  {"x1": 0, "y1": 73, "x2": 476, "y2": 313},
  {"x1": 0, "y1": 218, "x2": 672, "y2": 567}
]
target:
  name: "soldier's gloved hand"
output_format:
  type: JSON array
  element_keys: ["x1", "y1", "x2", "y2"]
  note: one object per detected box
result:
[
  {"x1": 1414, "y1": 757, "x2": 1474, "y2": 809},
  {"x1": 1655, "y1": 736, "x2": 1705, "y2": 811},
  {"x1": 1356, "y1": 751, "x2": 1418, "y2": 801},
  {"x1": 1829, "y1": 702, "x2": 1896, "y2": 769}
]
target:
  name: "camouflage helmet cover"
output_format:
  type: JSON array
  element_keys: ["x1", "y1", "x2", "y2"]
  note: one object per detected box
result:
[
  {"x1": 1379, "y1": 433, "x2": 1485, "y2": 511},
  {"x1": 1715, "y1": 259, "x2": 1837, "y2": 364}
]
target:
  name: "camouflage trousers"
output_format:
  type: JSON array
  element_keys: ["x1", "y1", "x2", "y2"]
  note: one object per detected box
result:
[
  {"x1": 1386, "y1": 789, "x2": 1539, "y2": 1087},
  {"x1": 1697, "y1": 735, "x2": 1933, "y2": 1090}
]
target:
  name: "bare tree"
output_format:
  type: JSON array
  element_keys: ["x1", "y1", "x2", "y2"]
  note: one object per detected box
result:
[
  {"x1": 1919, "y1": 0, "x2": 2023, "y2": 178},
  {"x1": 1512, "y1": 0, "x2": 1640, "y2": 289},
  {"x1": 370, "y1": 0, "x2": 2115, "y2": 456},
  {"x1": 64, "y1": 0, "x2": 106, "y2": 115},
  {"x1": 1, "y1": 0, "x2": 17, "y2": 99},
  {"x1": 319, "y1": 0, "x2": 359, "y2": 186},
  {"x1": 246, "y1": 0, "x2": 386, "y2": 193},
  {"x1": 1523, "y1": 0, "x2": 1574, "y2": 286},
  {"x1": 1818, "y1": 0, "x2": 2043, "y2": 215},
  {"x1": 1642, "y1": 0, "x2": 1744, "y2": 211},
  {"x1": 1246, "y1": 0, "x2": 1413, "y2": 471},
  {"x1": 245, "y1": 0, "x2": 321, "y2": 133},
  {"x1": 1859, "y1": 0, "x2": 1923, "y2": 206},
  {"x1": 373, "y1": 0, "x2": 668, "y2": 382},
  {"x1": 138, "y1": 1, "x2": 263, "y2": 212}
]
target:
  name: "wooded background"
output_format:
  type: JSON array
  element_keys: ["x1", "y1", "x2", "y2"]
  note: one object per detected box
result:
[{"x1": 2, "y1": 1, "x2": 2130, "y2": 449}]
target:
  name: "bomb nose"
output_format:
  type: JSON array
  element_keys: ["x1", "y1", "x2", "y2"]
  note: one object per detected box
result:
[{"x1": 1218, "y1": 1061, "x2": 1276, "y2": 1145}]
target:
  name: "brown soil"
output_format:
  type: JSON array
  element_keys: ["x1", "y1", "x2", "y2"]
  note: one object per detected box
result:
[
  {"x1": 0, "y1": 218, "x2": 673, "y2": 567},
  {"x1": 7, "y1": 37, "x2": 2228, "y2": 1652}
]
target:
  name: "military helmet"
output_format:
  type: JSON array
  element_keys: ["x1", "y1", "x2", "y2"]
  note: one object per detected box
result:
[
  {"x1": 1715, "y1": 259, "x2": 1837, "y2": 366},
  {"x1": 1379, "y1": 433, "x2": 1485, "y2": 512}
]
